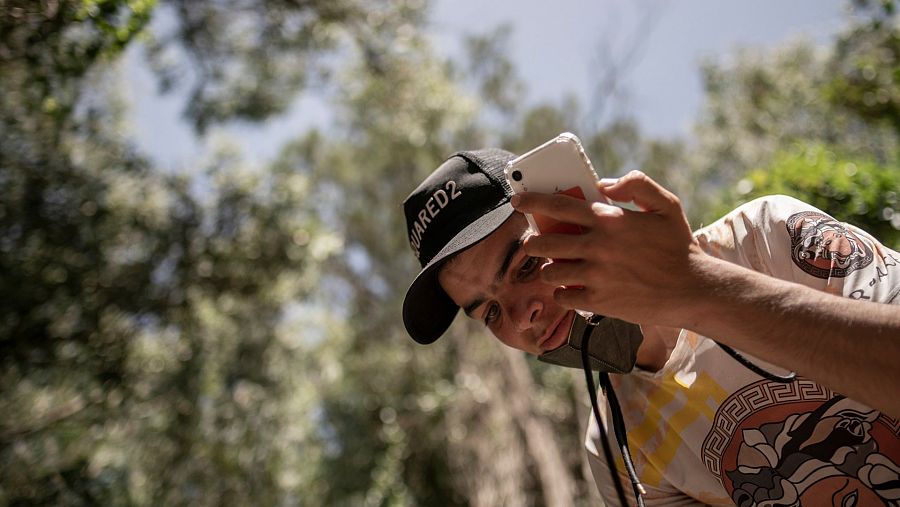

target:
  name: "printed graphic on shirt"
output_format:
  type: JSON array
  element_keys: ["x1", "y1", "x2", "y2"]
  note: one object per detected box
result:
[
  {"x1": 786, "y1": 211, "x2": 874, "y2": 279},
  {"x1": 701, "y1": 379, "x2": 900, "y2": 506}
]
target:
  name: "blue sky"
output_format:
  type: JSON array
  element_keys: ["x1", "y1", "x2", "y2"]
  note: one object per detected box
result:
[
  {"x1": 126, "y1": 0, "x2": 846, "y2": 169},
  {"x1": 430, "y1": 0, "x2": 846, "y2": 136}
]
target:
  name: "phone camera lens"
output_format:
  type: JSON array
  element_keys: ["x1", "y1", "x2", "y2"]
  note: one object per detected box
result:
[{"x1": 511, "y1": 170, "x2": 523, "y2": 182}]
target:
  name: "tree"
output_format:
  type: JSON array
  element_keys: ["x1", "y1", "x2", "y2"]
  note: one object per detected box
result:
[
  {"x1": 826, "y1": 0, "x2": 900, "y2": 130},
  {"x1": 720, "y1": 143, "x2": 900, "y2": 249},
  {"x1": 287, "y1": 26, "x2": 597, "y2": 505},
  {"x1": 1, "y1": 0, "x2": 602, "y2": 504},
  {"x1": 686, "y1": 4, "x2": 899, "y2": 226},
  {"x1": 145, "y1": 0, "x2": 423, "y2": 133},
  {"x1": 0, "y1": 1, "x2": 428, "y2": 504}
]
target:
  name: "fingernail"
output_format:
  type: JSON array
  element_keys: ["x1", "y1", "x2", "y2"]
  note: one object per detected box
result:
[
  {"x1": 598, "y1": 178, "x2": 618, "y2": 187},
  {"x1": 510, "y1": 195, "x2": 521, "y2": 207},
  {"x1": 591, "y1": 201, "x2": 615, "y2": 213}
]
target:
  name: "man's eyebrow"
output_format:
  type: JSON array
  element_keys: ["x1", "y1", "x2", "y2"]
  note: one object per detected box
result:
[
  {"x1": 462, "y1": 236, "x2": 524, "y2": 319},
  {"x1": 463, "y1": 298, "x2": 484, "y2": 319},
  {"x1": 496, "y1": 237, "x2": 523, "y2": 282}
]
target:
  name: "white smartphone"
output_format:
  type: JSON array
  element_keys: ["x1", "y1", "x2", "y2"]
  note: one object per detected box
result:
[{"x1": 504, "y1": 132, "x2": 608, "y2": 235}]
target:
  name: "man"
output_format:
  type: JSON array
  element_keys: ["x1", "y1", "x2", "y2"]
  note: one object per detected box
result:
[{"x1": 402, "y1": 148, "x2": 900, "y2": 505}]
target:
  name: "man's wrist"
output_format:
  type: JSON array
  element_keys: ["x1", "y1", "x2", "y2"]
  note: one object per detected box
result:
[
  {"x1": 673, "y1": 251, "x2": 768, "y2": 330},
  {"x1": 664, "y1": 247, "x2": 726, "y2": 331}
]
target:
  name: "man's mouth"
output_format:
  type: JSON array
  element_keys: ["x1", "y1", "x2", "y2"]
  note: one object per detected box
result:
[{"x1": 538, "y1": 311, "x2": 575, "y2": 353}]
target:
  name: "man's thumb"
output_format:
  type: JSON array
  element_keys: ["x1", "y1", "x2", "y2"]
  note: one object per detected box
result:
[{"x1": 598, "y1": 170, "x2": 679, "y2": 213}]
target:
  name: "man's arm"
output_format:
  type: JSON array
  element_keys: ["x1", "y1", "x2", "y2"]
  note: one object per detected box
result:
[
  {"x1": 681, "y1": 252, "x2": 900, "y2": 416},
  {"x1": 512, "y1": 171, "x2": 900, "y2": 417}
]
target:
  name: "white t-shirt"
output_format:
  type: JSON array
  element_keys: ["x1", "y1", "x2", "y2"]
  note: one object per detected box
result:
[{"x1": 586, "y1": 195, "x2": 900, "y2": 506}]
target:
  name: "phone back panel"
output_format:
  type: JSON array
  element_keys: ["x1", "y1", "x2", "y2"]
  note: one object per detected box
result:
[{"x1": 505, "y1": 132, "x2": 604, "y2": 234}]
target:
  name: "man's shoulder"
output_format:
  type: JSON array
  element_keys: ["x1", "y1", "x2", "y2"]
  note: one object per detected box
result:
[
  {"x1": 690, "y1": 195, "x2": 824, "y2": 272},
  {"x1": 723, "y1": 194, "x2": 819, "y2": 225},
  {"x1": 694, "y1": 194, "x2": 822, "y2": 237}
]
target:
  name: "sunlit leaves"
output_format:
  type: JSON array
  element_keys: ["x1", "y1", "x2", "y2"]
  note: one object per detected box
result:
[
  {"x1": 146, "y1": 0, "x2": 425, "y2": 133},
  {"x1": 691, "y1": 25, "x2": 899, "y2": 222},
  {"x1": 826, "y1": 1, "x2": 900, "y2": 129},
  {"x1": 723, "y1": 142, "x2": 900, "y2": 249}
]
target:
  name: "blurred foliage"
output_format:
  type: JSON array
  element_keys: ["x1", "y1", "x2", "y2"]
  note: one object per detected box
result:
[
  {"x1": 689, "y1": 41, "x2": 895, "y2": 219},
  {"x1": 2, "y1": 0, "x2": 597, "y2": 505},
  {"x1": 0, "y1": 0, "x2": 424, "y2": 505},
  {"x1": 145, "y1": 0, "x2": 423, "y2": 133},
  {"x1": 280, "y1": 24, "x2": 598, "y2": 505},
  {"x1": 463, "y1": 24, "x2": 526, "y2": 118},
  {"x1": 718, "y1": 143, "x2": 900, "y2": 249},
  {"x1": 1, "y1": 0, "x2": 154, "y2": 125},
  {"x1": 688, "y1": 1, "x2": 900, "y2": 227},
  {"x1": 1, "y1": 69, "x2": 330, "y2": 507},
  {"x1": 826, "y1": 0, "x2": 900, "y2": 130}
]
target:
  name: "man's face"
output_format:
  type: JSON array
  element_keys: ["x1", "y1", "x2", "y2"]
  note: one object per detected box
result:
[{"x1": 438, "y1": 213, "x2": 575, "y2": 355}]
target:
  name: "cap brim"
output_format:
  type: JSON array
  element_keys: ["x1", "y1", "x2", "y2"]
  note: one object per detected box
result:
[{"x1": 403, "y1": 202, "x2": 515, "y2": 344}]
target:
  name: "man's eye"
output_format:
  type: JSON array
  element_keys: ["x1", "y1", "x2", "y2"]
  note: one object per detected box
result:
[
  {"x1": 517, "y1": 256, "x2": 540, "y2": 279},
  {"x1": 484, "y1": 303, "x2": 500, "y2": 325}
]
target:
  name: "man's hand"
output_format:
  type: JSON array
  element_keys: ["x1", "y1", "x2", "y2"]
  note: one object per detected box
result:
[
  {"x1": 512, "y1": 170, "x2": 706, "y2": 327},
  {"x1": 516, "y1": 172, "x2": 900, "y2": 417}
]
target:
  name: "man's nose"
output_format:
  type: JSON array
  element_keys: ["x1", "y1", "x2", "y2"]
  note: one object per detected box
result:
[{"x1": 511, "y1": 296, "x2": 543, "y2": 332}]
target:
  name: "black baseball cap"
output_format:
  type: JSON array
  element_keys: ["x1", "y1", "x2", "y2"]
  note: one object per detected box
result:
[{"x1": 402, "y1": 148, "x2": 517, "y2": 344}]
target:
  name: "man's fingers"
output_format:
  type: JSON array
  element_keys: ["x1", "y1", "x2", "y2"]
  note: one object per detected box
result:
[
  {"x1": 599, "y1": 170, "x2": 680, "y2": 214},
  {"x1": 511, "y1": 192, "x2": 595, "y2": 227},
  {"x1": 523, "y1": 233, "x2": 588, "y2": 260},
  {"x1": 553, "y1": 286, "x2": 590, "y2": 310},
  {"x1": 539, "y1": 259, "x2": 592, "y2": 286}
]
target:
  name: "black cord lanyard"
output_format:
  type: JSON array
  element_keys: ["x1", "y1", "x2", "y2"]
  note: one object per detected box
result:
[
  {"x1": 581, "y1": 316, "x2": 646, "y2": 507},
  {"x1": 717, "y1": 343, "x2": 796, "y2": 383}
]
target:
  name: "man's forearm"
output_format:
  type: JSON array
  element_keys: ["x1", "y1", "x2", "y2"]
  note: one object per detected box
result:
[{"x1": 681, "y1": 254, "x2": 900, "y2": 417}]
